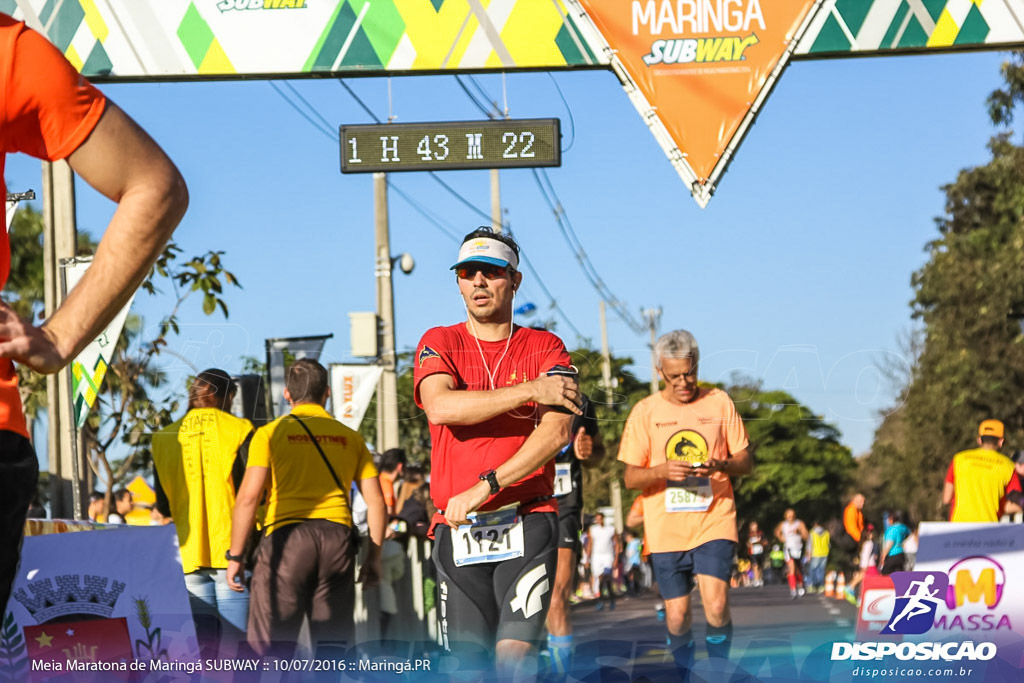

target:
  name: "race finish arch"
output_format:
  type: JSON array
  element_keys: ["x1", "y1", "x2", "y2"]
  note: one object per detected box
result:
[{"x1": 10, "y1": 0, "x2": 1024, "y2": 206}]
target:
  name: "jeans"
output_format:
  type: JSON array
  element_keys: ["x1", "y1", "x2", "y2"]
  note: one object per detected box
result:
[
  {"x1": 808, "y1": 557, "x2": 827, "y2": 589},
  {"x1": 184, "y1": 569, "x2": 249, "y2": 656}
]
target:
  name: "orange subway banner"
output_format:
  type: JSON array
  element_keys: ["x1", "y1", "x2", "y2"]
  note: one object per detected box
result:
[{"x1": 577, "y1": 0, "x2": 818, "y2": 204}]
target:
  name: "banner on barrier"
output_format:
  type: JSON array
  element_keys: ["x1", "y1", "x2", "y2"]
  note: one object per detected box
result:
[
  {"x1": 329, "y1": 363, "x2": 383, "y2": 431},
  {"x1": 850, "y1": 522, "x2": 1024, "y2": 662},
  {"x1": 2, "y1": 525, "x2": 197, "y2": 679}
]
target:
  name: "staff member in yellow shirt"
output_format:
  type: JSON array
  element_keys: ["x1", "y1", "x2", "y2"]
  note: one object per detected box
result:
[
  {"x1": 943, "y1": 419, "x2": 1023, "y2": 522},
  {"x1": 227, "y1": 359, "x2": 386, "y2": 658},
  {"x1": 153, "y1": 369, "x2": 253, "y2": 657}
]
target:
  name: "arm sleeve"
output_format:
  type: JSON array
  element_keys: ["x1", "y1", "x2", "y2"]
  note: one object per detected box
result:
[
  {"x1": 617, "y1": 403, "x2": 651, "y2": 467},
  {"x1": 4, "y1": 24, "x2": 106, "y2": 159},
  {"x1": 945, "y1": 460, "x2": 956, "y2": 484},
  {"x1": 570, "y1": 394, "x2": 599, "y2": 437}
]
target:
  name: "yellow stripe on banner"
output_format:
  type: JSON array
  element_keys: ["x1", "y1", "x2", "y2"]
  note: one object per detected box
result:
[
  {"x1": 448, "y1": 13, "x2": 480, "y2": 67},
  {"x1": 198, "y1": 38, "x2": 235, "y2": 75},
  {"x1": 500, "y1": 0, "x2": 567, "y2": 67},
  {"x1": 64, "y1": 44, "x2": 83, "y2": 71},
  {"x1": 396, "y1": 0, "x2": 478, "y2": 69},
  {"x1": 78, "y1": 0, "x2": 110, "y2": 42},
  {"x1": 927, "y1": 9, "x2": 960, "y2": 47}
]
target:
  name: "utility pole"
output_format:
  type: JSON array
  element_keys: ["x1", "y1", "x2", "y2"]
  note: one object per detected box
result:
[
  {"x1": 490, "y1": 169, "x2": 502, "y2": 233},
  {"x1": 42, "y1": 160, "x2": 81, "y2": 518},
  {"x1": 374, "y1": 173, "x2": 399, "y2": 453},
  {"x1": 599, "y1": 301, "x2": 613, "y2": 406},
  {"x1": 643, "y1": 307, "x2": 662, "y2": 396}
]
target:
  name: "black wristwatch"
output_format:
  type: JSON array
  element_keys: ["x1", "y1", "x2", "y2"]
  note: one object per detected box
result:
[
  {"x1": 225, "y1": 549, "x2": 245, "y2": 563},
  {"x1": 479, "y1": 469, "x2": 501, "y2": 495}
]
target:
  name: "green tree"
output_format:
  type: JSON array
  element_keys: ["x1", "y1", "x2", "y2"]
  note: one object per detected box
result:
[
  {"x1": 359, "y1": 351, "x2": 432, "y2": 463},
  {"x1": 569, "y1": 346, "x2": 650, "y2": 513},
  {"x1": 83, "y1": 244, "x2": 242, "y2": 502},
  {"x1": 865, "y1": 52, "x2": 1024, "y2": 521},
  {"x1": 728, "y1": 381, "x2": 856, "y2": 530}
]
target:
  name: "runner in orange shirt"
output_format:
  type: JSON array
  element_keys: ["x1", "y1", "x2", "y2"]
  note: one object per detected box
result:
[
  {"x1": 0, "y1": 15, "x2": 187, "y2": 613},
  {"x1": 618, "y1": 330, "x2": 752, "y2": 677}
]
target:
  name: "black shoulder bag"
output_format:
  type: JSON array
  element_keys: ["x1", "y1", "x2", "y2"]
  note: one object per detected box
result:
[{"x1": 283, "y1": 415, "x2": 361, "y2": 551}]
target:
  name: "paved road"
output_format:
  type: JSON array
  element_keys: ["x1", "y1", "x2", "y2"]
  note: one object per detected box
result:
[{"x1": 566, "y1": 584, "x2": 859, "y2": 681}]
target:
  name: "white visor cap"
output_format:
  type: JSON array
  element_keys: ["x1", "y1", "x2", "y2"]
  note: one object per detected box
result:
[{"x1": 450, "y1": 237, "x2": 519, "y2": 271}]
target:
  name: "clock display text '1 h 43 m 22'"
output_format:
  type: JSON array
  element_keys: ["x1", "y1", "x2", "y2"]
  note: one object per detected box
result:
[{"x1": 340, "y1": 118, "x2": 561, "y2": 173}]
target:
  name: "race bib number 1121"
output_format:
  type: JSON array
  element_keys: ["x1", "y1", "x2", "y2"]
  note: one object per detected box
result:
[{"x1": 452, "y1": 507, "x2": 525, "y2": 567}]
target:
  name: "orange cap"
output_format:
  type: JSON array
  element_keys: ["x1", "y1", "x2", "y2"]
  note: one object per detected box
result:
[{"x1": 979, "y1": 419, "x2": 1004, "y2": 438}]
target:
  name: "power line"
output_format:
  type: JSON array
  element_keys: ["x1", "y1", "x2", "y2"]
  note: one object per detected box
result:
[
  {"x1": 455, "y1": 75, "x2": 498, "y2": 120},
  {"x1": 387, "y1": 182, "x2": 461, "y2": 243},
  {"x1": 455, "y1": 75, "x2": 646, "y2": 335},
  {"x1": 268, "y1": 81, "x2": 337, "y2": 142},
  {"x1": 283, "y1": 81, "x2": 336, "y2": 133},
  {"x1": 547, "y1": 73, "x2": 576, "y2": 153},
  {"x1": 531, "y1": 168, "x2": 645, "y2": 334},
  {"x1": 338, "y1": 79, "x2": 382, "y2": 124}
]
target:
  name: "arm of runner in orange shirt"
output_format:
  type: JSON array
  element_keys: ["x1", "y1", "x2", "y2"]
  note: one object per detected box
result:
[
  {"x1": 442, "y1": 407, "x2": 572, "y2": 527},
  {"x1": 0, "y1": 28, "x2": 186, "y2": 371},
  {"x1": 843, "y1": 503, "x2": 863, "y2": 541},
  {"x1": 622, "y1": 460, "x2": 694, "y2": 490}
]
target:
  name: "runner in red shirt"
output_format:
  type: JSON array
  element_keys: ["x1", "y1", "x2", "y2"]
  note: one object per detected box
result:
[
  {"x1": 414, "y1": 226, "x2": 581, "y2": 678},
  {"x1": 0, "y1": 15, "x2": 187, "y2": 612}
]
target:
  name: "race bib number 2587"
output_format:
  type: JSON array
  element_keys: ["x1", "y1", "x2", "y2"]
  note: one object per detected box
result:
[{"x1": 665, "y1": 478, "x2": 713, "y2": 513}]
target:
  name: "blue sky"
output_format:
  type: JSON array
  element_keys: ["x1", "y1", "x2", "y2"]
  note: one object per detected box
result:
[{"x1": 7, "y1": 49, "x2": 1012, "y2": 460}]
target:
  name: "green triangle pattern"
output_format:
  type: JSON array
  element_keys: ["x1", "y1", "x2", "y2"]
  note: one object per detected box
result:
[
  {"x1": 309, "y1": 1, "x2": 359, "y2": 71},
  {"x1": 834, "y1": 0, "x2": 872, "y2": 36},
  {"x1": 340, "y1": 26, "x2": 382, "y2": 68},
  {"x1": 48, "y1": 0, "x2": 85, "y2": 52},
  {"x1": 82, "y1": 41, "x2": 113, "y2": 77},
  {"x1": 882, "y1": 1, "x2": 910, "y2": 49},
  {"x1": 810, "y1": 14, "x2": 852, "y2": 53},
  {"x1": 0, "y1": 0, "x2": 17, "y2": 15},
  {"x1": 431, "y1": 0, "x2": 445, "y2": 11},
  {"x1": 921, "y1": 0, "x2": 946, "y2": 23},
  {"x1": 555, "y1": 17, "x2": 597, "y2": 65},
  {"x1": 954, "y1": 4, "x2": 990, "y2": 45},
  {"x1": 353, "y1": 0, "x2": 405, "y2": 67},
  {"x1": 897, "y1": 15, "x2": 928, "y2": 48},
  {"x1": 38, "y1": 0, "x2": 56, "y2": 25}
]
